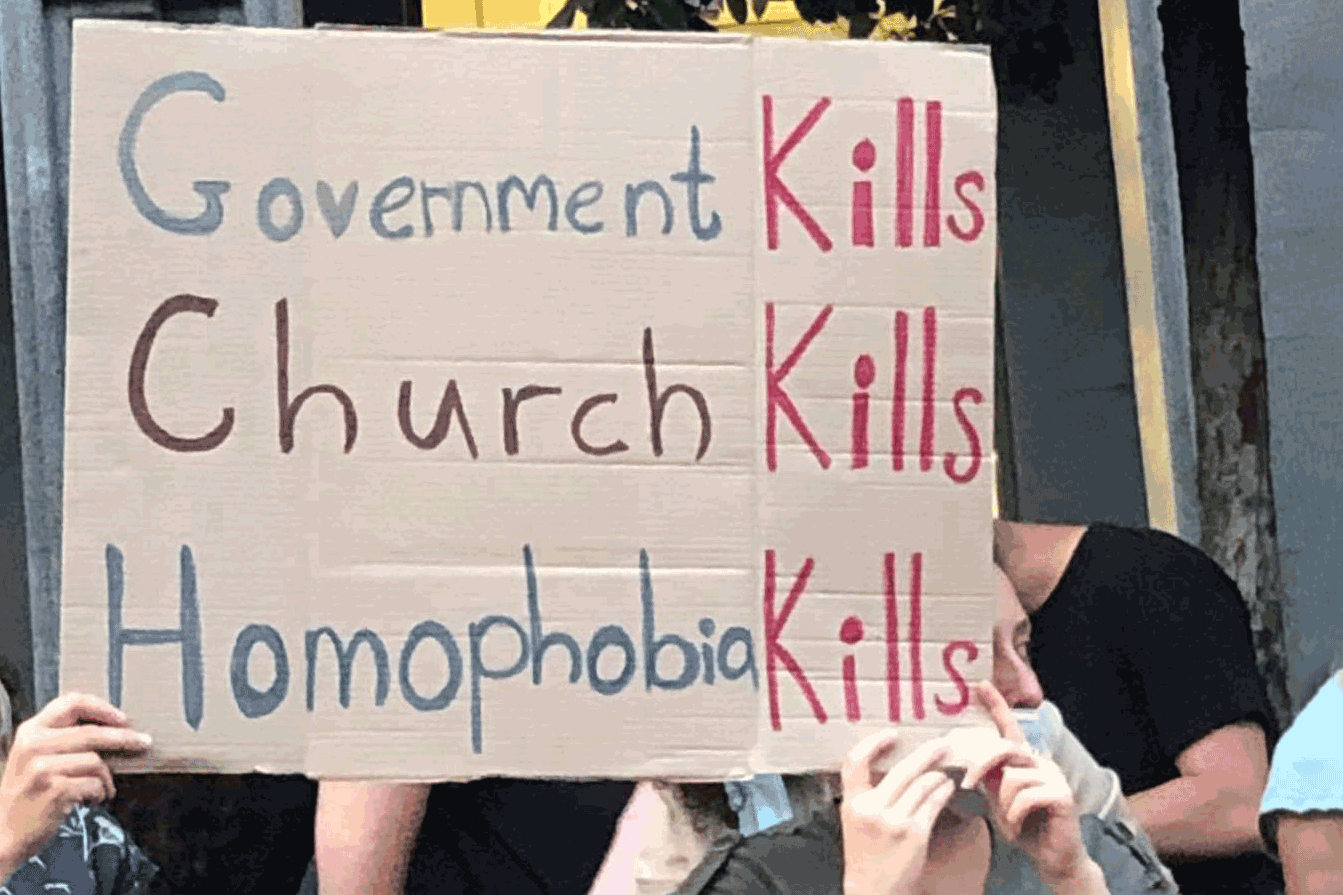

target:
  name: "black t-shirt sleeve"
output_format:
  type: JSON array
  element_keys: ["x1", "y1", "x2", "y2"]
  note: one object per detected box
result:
[{"x1": 1124, "y1": 533, "x2": 1276, "y2": 764}]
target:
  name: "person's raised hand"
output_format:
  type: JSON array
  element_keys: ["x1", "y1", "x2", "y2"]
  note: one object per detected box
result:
[
  {"x1": 965, "y1": 682, "x2": 1104, "y2": 894},
  {"x1": 0, "y1": 693, "x2": 151, "y2": 881},
  {"x1": 840, "y1": 731, "x2": 958, "y2": 895}
]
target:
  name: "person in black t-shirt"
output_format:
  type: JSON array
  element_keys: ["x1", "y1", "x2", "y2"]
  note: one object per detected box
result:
[{"x1": 994, "y1": 520, "x2": 1283, "y2": 895}]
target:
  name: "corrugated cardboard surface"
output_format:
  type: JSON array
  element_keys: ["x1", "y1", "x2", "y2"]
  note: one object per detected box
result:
[{"x1": 62, "y1": 21, "x2": 997, "y2": 779}]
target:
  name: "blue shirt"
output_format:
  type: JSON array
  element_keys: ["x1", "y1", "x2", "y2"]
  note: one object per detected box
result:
[{"x1": 1259, "y1": 670, "x2": 1343, "y2": 856}]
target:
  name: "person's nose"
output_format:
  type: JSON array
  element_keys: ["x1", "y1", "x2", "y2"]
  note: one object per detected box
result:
[{"x1": 999, "y1": 652, "x2": 1044, "y2": 710}]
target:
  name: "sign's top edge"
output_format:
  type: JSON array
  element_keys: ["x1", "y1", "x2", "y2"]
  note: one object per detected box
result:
[{"x1": 70, "y1": 18, "x2": 991, "y2": 54}]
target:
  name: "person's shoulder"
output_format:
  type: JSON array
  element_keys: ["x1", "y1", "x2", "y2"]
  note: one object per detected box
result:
[
  {"x1": 1092, "y1": 525, "x2": 1246, "y2": 608},
  {"x1": 1085, "y1": 523, "x2": 1218, "y2": 571},
  {"x1": 2, "y1": 808, "x2": 157, "y2": 895},
  {"x1": 677, "y1": 811, "x2": 842, "y2": 895},
  {"x1": 1052, "y1": 524, "x2": 1217, "y2": 613}
]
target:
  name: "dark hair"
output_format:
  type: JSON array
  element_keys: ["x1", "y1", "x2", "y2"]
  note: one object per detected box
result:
[
  {"x1": 674, "y1": 773, "x2": 844, "y2": 838},
  {"x1": 0, "y1": 657, "x2": 27, "y2": 724},
  {"x1": 676, "y1": 783, "x2": 737, "y2": 835},
  {"x1": 0, "y1": 663, "x2": 15, "y2": 759}
]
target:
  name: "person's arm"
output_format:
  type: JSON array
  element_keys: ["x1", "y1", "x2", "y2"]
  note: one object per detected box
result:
[
  {"x1": 1038, "y1": 857, "x2": 1110, "y2": 895},
  {"x1": 1110, "y1": 535, "x2": 1277, "y2": 863},
  {"x1": 587, "y1": 782, "x2": 714, "y2": 895},
  {"x1": 1127, "y1": 721, "x2": 1268, "y2": 860},
  {"x1": 1277, "y1": 812, "x2": 1343, "y2": 895},
  {"x1": 313, "y1": 781, "x2": 430, "y2": 895}
]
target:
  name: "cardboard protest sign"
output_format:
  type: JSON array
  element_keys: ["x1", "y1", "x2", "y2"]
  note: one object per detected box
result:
[{"x1": 60, "y1": 20, "x2": 997, "y2": 779}]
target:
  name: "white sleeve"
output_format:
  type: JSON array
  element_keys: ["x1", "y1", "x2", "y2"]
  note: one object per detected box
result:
[{"x1": 1039, "y1": 700, "x2": 1125, "y2": 820}]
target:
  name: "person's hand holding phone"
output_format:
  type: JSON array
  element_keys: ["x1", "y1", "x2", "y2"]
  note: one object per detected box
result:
[
  {"x1": 964, "y1": 682, "x2": 1108, "y2": 895},
  {"x1": 839, "y1": 733, "x2": 959, "y2": 895}
]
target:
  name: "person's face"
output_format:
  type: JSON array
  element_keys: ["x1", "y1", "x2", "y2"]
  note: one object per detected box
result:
[
  {"x1": 991, "y1": 567, "x2": 1044, "y2": 709},
  {"x1": 933, "y1": 572, "x2": 1043, "y2": 828}
]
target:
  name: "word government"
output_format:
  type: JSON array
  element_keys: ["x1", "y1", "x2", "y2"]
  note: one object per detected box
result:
[{"x1": 120, "y1": 72, "x2": 724, "y2": 243}]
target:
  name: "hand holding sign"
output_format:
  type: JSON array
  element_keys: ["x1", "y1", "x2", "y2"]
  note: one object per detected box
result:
[
  {"x1": 0, "y1": 694, "x2": 152, "y2": 881},
  {"x1": 839, "y1": 733, "x2": 958, "y2": 895}
]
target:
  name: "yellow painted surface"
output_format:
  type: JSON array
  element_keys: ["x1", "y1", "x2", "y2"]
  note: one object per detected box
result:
[
  {"x1": 1097, "y1": 0, "x2": 1177, "y2": 534},
  {"x1": 423, "y1": 0, "x2": 551, "y2": 27}
]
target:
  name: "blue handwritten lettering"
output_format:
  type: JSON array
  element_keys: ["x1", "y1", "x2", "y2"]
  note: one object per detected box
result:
[
  {"x1": 316, "y1": 180, "x2": 359, "y2": 238},
  {"x1": 398, "y1": 620, "x2": 464, "y2": 711},
  {"x1": 642, "y1": 549, "x2": 698, "y2": 690},
  {"x1": 305, "y1": 627, "x2": 391, "y2": 709},
  {"x1": 106, "y1": 544, "x2": 204, "y2": 729},
  {"x1": 230, "y1": 623, "x2": 289, "y2": 719},
  {"x1": 256, "y1": 177, "x2": 304, "y2": 242},
  {"x1": 110, "y1": 545, "x2": 758, "y2": 754},
  {"x1": 118, "y1": 78, "x2": 722, "y2": 243},
  {"x1": 369, "y1": 176, "x2": 415, "y2": 240},
  {"x1": 587, "y1": 625, "x2": 637, "y2": 695},
  {"x1": 119, "y1": 72, "x2": 230, "y2": 235},
  {"x1": 469, "y1": 615, "x2": 530, "y2": 754}
]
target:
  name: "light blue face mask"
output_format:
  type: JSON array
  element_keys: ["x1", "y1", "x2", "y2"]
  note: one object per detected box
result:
[
  {"x1": 725, "y1": 774, "x2": 795, "y2": 836},
  {"x1": 1015, "y1": 707, "x2": 1050, "y2": 753}
]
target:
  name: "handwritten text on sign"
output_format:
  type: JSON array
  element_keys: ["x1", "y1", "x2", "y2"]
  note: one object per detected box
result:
[{"x1": 62, "y1": 24, "x2": 997, "y2": 778}]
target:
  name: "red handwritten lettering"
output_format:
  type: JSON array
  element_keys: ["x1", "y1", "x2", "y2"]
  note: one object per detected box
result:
[
  {"x1": 884, "y1": 552, "x2": 900, "y2": 722},
  {"x1": 851, "y1": 354, "x2": 875, "y2": 469},
  {"x1": 762, "y1": 95, "x2": 833, "y2": 252},
  {"x1": 839, "y1": 615, "x2": 864, "y2": 722},
  {"x1": 935, "y1": 640, "x2": 979, "y2": 715},
  {"x1": 891, "y1": 311, "x2": 910, "y2": 472},
  {"x1": 944, "y1": 386, "x2": 984, "y2": 483},
  {"x1": 851, "y1": 139, "x2": 876, "y2": 248},
  {"x1": 947, "y1": 171, "x2": 986, "y2": 242},
  {"x1": 764, "y1": 303, "x2": 833, "y2": 471},
  {"x1": 919, "y1": 307, "x2": 938, "y2": 472},
  {"x1": 923, "y1": 101, "x2": 942, "y2": 247},
  {"x1": 764, "y1": 550, "x2": 827, "y2": 730},
  {"x1": 896, "y1": 98, "x2": 915, "y2": 248},
  {"x1": 909, "y1": 551, "x2": 925, "y2": 720}
]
